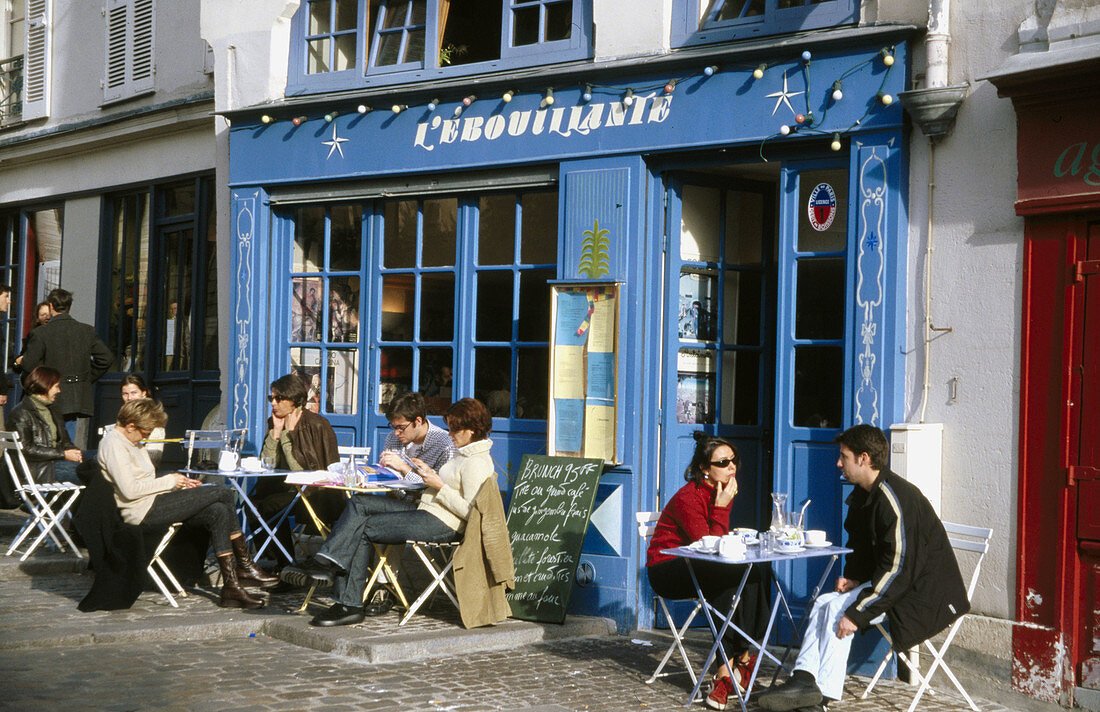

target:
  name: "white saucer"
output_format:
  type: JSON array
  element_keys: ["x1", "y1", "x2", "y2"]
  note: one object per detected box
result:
[
  {"x1": 777, "y1": 545, "x2": 805, "y2": 553},
  {"x1": 689, "y1": 542, "x2": 719, "y2": 554},
  {"x1": 803, "y1": 541, "x2": 832, "y2": 548}
]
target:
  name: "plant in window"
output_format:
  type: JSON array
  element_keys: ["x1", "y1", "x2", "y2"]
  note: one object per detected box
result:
[
  {"x1": 578, "y1": 219, "x2": 610, "y2": 278},
  {"x1": 438, "y1": 42, "x2": 468, "y2": 66}
]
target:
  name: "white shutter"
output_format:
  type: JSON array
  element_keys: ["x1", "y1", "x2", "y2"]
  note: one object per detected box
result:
[
  {"x1": 104, "y1": 0, "x2": 156, "y2": 103},
  {"x1": 130, "y1": 0, "x2": 154, "y2": 94},
  {"x1": 21, "y1": 0, "x2": 51, "y2": 120}
]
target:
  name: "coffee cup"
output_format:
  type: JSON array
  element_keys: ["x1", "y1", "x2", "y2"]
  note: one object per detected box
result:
[
  {"x1": 699, "y1": 535, "x2": 720, "y2": 552},
  {"x1": 718, "y1": 535, "x2": 746, "y2": 559},
  {"x1": 805, "y1": 529, "x2": 827, "y2": 546}
]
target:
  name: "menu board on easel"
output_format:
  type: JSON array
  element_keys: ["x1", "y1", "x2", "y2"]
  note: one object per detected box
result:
[{"x1": 548, "y1": 282, "x2": 620, "y2": 464}]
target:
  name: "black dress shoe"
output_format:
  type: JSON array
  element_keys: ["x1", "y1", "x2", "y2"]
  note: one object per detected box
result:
[
  {"x1": 310, "y1": 603, "x2": 365, "y2": 627},
  {"x1": 756, "y1": 675, "x2": 823, "y2": 711},
  {"x1": 364, "y1": 589, "x2": 395, "y2": 617},
  {"x1": 279, "y1": 557, "x2": 345, "y2": 588}
]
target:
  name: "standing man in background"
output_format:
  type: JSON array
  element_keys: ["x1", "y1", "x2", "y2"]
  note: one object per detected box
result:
[
  {"x1": 21, "y1": 288, "x2": 113, "y2": 448},
  {"x1": 0, "y1": 285, "x2": 14, "y2": 406}
]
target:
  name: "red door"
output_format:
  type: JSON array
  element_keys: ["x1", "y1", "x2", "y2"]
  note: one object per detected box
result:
[
  {"x1": 1014, "y1": 218, "x2": 1100, "y2": 704},
  {"x1": 1070, "y1": 223, "x2": 1100, "y2": 699}
]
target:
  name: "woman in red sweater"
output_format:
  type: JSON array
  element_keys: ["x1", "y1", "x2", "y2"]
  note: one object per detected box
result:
[{"x1": 646, "y1": 431, "x2": 770, "y2": 710}]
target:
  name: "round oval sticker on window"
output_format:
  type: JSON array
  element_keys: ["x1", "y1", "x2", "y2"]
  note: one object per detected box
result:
[{"x1": 808, "y1": 183, "x2": 838, "y2": 232}]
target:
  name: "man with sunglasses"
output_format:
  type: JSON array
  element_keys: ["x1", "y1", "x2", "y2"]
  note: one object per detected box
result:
[{"x1": 280, "y1": 392, "x2": 455, "y2": 621}]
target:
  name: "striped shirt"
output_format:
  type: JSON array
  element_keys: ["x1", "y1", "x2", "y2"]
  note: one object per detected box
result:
[{"x1": 382, "y1": 422, "x2": 455, "y2": 474}]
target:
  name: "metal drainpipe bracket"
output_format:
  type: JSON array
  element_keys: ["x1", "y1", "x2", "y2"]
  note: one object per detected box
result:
[{"x1": 898, "y1": 84, "x2": 970, "y2": 140}]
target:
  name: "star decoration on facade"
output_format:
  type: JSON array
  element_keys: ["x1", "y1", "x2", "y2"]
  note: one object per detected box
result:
[
  {"x1": 322, "y1": 124, "x2": 348, "y2": 159},
  {"x1": 767, "y1": 71, "x2": 804, "y2": 116}
]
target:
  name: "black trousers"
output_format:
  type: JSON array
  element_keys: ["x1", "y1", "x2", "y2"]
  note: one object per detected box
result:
[
  {"x1": 647, "y1": 557, "x2": 771, "y2": 659},
  {"x1": 143, "y1": 485, "x2": 239, "y2": 556}
]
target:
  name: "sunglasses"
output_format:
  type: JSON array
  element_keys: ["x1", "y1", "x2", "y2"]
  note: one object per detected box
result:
[{"x1": 708, "y1": 458, "x2": 736, "y2": 468}]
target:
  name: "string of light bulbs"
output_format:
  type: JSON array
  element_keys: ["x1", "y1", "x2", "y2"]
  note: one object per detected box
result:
[{"x1": 255, "y1": 45, "x2": 898, "y2": 159}]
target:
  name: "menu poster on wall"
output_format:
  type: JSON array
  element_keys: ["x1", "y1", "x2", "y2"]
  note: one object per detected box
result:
[{"x1": 548, "y1": 283, "x2": 621, "y2": 464}]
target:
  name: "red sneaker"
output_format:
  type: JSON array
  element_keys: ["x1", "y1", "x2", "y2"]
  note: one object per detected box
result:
[
  {"x1": 735, "y1": 653, "x2": 757, "y2": 691},
  {"x1": 706, "y1": 675, "x2": 735, "y2": 710}
]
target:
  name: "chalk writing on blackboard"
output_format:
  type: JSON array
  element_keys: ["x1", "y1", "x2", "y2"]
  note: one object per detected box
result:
[{"x1": 506, "y1": 455, "x2": 604, "y2": 623}]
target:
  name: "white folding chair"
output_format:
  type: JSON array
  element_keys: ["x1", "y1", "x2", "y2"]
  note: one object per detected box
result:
[
  {"x1": 183, "y1": 429, "x2": 247, "y2": 470},
  {"x1": 337, "y1": 445, "x2": 372, "y2": 470},
  {"x1": 399, "y1": 540, "x2": 459, "y2": 625},
  {"x1": 636, "y1": 511, "x2": 704, "y2": 688},
  {"x1": 146, "y1": 522, "x2": 187, "y2": 607},
  {"x1": 861, "y1": 522, "x2": 993, "y2": 712},
  {"x1": 1, "y1": 431, "x2": 85, "y2": 561}
]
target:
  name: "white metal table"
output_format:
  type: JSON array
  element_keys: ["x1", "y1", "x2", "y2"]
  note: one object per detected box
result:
[
  {"x1": 180, "y1": 468, "x2": 298, "y2": 562},
  {"x1": 662, "y1": 543, "x2": 852, "y2": 711}
]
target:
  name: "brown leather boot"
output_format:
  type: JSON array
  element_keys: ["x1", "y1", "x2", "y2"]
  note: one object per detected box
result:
[
  {"x1": 231, "y1": 536, "x2": 278, "y2": 588},
  {"x1": 217, "y1": 554, "x2": 264, "y2": 609}
]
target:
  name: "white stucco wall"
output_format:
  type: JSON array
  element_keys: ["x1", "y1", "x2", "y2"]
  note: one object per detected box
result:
[
  {"x1": 902, "y1": 0, "x2": 1033, "y2": 664},
  {"x1": 26, "y1": 0, "x2": 212, "y2": 132},
  {"x1": 593, "y1": 0, "x2": 672, "y2": 60},
  {"x1": 58, "y1": 197, "x2": 103, "y2": 322}
]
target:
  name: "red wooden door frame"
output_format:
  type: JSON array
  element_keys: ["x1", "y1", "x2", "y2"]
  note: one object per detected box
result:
[{"x1": 1014, "y1": 216, "x2": 1099, "y2": 703}]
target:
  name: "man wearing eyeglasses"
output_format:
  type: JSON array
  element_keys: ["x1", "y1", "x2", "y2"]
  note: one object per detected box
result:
[{"x1": 280, "y1": 392, "x2": 455, "y2": 622}]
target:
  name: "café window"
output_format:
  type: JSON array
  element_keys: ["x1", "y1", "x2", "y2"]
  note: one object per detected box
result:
[
  {"x1": 103, "y1": 176, "x2": 218, "y2": 377},
  {"x1": 377, "y1": 190, "x2": 556, "y2": 418},
  {"x1": 281, "y1": 187, "x2": 558, "y2": 423},
  {"x1": 671, "y1": 0, "x2": 859, "y2": 47},
  {"x1": 288, "y1": 0, "x2": 592, "y2": 93},
  {"x1": 290, "y1": 204, "x2": 363, "y2": 415}
]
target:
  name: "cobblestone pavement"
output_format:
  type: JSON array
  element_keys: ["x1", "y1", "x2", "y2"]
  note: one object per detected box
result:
[{"x1": 0, "y1": 510, "x2": 1036, "y2": 712}]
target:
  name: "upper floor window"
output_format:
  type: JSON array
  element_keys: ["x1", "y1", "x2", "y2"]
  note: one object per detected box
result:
[
  {"x1": 289, "y1": 0, "x2": 592, "y2": 95},
  {"x1": 103, "y1": 0, "x2": 155, "y2": 105},
  {"x1": 671, "y1": 0, "x2": 859, "y2": 47},
  {"x1": 2, "y1": 0, "x2": 49, "y2": 124}
]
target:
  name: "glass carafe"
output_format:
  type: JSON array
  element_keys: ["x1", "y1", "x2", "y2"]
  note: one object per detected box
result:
[{"x1": 769, "y1": 492, "x2": 788, "y2": 533}]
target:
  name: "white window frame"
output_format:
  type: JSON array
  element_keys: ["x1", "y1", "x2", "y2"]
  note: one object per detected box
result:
[{"x1": 103, "y1": 0, "x2": 155, "y2": 104}]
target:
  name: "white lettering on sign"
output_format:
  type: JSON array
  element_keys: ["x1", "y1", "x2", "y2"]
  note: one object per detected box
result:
[{"x1": 412, "y1": 93, "x2": 674, "y2": 152}]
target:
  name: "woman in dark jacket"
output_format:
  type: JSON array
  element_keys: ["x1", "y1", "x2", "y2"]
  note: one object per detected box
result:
[{"x1": 5, "y1": 366, "x2": 83, "y2": 484}]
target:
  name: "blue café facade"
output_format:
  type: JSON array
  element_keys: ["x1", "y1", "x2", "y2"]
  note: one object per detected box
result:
[{"x1": 225, "y1": 27, "x2": 912, "y2": 638}]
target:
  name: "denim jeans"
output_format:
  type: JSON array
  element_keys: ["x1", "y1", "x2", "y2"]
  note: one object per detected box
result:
[
  {"x1": 142, "y1": 485, "x2": 240, "y2": 556},
  {"x1": 318, "y1": 493, "x2": 457, "y2": 607},
  {"x1": 793, "y1": 582, "x2": 872, "y2": 701}
]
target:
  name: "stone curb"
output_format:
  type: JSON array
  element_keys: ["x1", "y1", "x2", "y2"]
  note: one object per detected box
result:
[{"x1": 260, "y1": 614, "x2": 616, "y2": 664}]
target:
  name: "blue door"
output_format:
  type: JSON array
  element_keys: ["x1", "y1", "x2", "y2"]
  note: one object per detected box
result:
[{"x1": 660, "y1": 173, "x2": 778, "y2": 530}]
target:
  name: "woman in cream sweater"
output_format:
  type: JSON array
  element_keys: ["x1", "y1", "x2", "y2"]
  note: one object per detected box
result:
[
  {"x1": 98, "y1": 399, "x2": 276, "y2": 608},
  {"x1": 302, "y1": 397, "x2": 495, "y2": 627}
]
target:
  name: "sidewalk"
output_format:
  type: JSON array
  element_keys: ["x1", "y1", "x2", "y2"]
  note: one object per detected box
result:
[{"x1": 0, "y1": 508, "x2": 1055, "y2": 711}]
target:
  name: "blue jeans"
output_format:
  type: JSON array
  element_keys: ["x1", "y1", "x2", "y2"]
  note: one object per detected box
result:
[{"x1": 317, "y1": 493, "x2": 457, "y2": 607}]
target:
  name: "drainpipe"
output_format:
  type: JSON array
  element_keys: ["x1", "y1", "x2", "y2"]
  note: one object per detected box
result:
[
  {"x1": 899, "y1": 0, "x2": 969, "y2": 140},
  {"x1": 926, "y1": 0, "x2": 951, "y2": 88}
]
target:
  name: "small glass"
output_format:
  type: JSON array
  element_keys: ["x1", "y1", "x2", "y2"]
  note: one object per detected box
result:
[{"x1": 261, "y1": 455, "x2": 276, "y2": 472}]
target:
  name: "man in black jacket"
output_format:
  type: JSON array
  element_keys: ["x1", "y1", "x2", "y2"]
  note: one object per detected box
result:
[
  {"x1": 20, "y1": 288, "x2": 112, "y2": 448},
  {"x1": 757, "y1": 424, "x2": 969, "y2": 712}
]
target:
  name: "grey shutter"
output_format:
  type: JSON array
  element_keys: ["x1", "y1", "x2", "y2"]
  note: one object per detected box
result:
[{"x1": 21, "y1": 0, "x2": 50, "y2": 119}]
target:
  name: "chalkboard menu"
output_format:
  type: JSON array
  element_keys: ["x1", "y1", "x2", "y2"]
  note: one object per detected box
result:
[{"x1": 506, "y1": 455, "x2": 604, "y2": 623}]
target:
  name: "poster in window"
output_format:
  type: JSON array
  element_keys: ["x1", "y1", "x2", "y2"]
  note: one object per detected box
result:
[
  {"x1": 678, "y1": 271, "x2": 716, "y2": 341},
  {"x1": 548, "y1": 283, "x2": 620, "y2": 463},
  {"x1": 292, "y1": 277, "x2": 322, "y2": 342}
]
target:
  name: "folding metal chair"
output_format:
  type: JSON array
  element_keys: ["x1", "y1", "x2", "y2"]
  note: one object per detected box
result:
[
  {"x1": 636, "y1": 511, "x2": 704, "y2": 688},
  {"x1": 183, "y1": 429, "x2": 247, "y2": 470},
  {"x1": 399, "y1": 540, "x2": 459, "y2": 625},
  {"x1": 146, "y1": 522, "x2": 187, "y2": 607},
  {"x1": 861, "y1": 522, "x2": 993, "y2": 712},
  {"x1": 1, "y1": 431, "x2": 85, "y2": 561}
]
